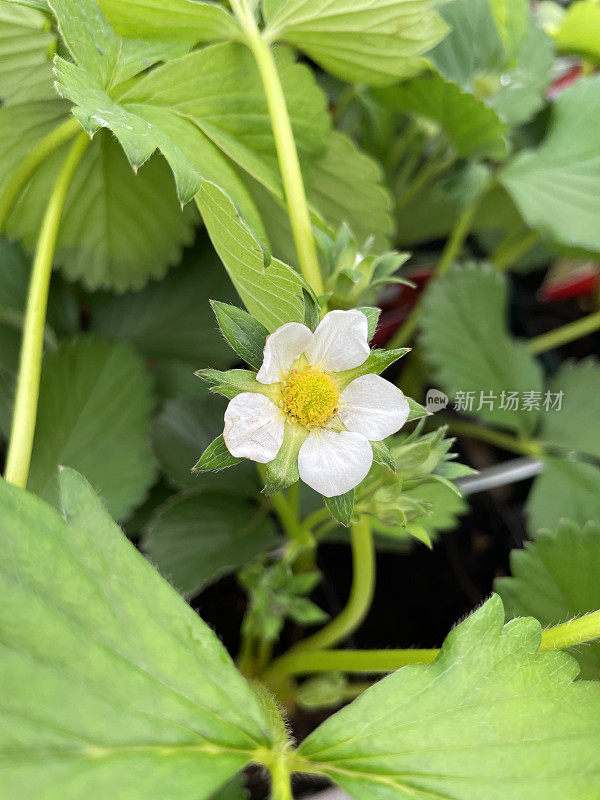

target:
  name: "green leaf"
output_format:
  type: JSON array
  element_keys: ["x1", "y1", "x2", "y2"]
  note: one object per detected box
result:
[
  {"x1": 420, "y1": 263, "x2": 543, "y2": 435},
  {"x1": 142, "y1": 491, "x2": 278, "y2": 596},
  {"x1": 211, "y1": 301, "x2": 269, "y2": 370},
  {"x1": 0, "y1": 0, "x2": 56, "y2": 104},
  {"x1": 496, "y1": 520, "x2": 600, "y2": 679},
  {"x1": 0, "y1": 468, "x2": 274, "y2": 797},
  {"x1": 198, "y1": 182, "x2": 306, "y2": 331},
  {"x1": 49, "y1": 0, "x2": 188, "y2": 88},
  {"x1": 89, "y1": 247, "x2": 235, "y2": 368},
  {"x1": 8, "y1": 128, "x2": 196, "y2": 291},
  {"x1": 97, "y1": 0, "x2": 241, "y2": 45},
  {"x1": 375, "y1": 71, "x2": 508, "y2": 159},
  {"x1": 27, "y1": 336, "x2": 155, "y2": 520},
  {"x1": 539, "y1": 359, "x2": 600, "y2": 460},
  {"x1": 325, "y1": 489, "x2": 355, "y2": 526},
  {"x1": 335, "y1": 347, "x2": 411, "y2": 388},
  {"x1": 490, "y1": 0, "x2": 529, "y2": 61},
  {"x1": 432, "y1": 0, "x2": 552, "y2": 126},
  {"x1": 263, "y1": 0, "x2": 448, "y2": 86},
  {"x1": 526, "y1": 456, "x2": 600, "y2": 533},
  {"x1": 554, "y1": 0, "x2": 600, "y2": 63},
  {"x1": 55, "y1": 41, "x2": 328, "y2": 216},
  {"x1": 371, "y1": 440, "x2": 396, "y2": 472},
  {"x1": 298, "y1": 594, "x2": 600, "y2": 799},
  {"x1": 195, "y1": 434, "x2": 244, "y2": 473},
  {"x1": 500, "y1": 76, "x2": 600, "y2": 254},
  {"x1": 263, "y1": 424, "x2": 308, "y2": 495}
]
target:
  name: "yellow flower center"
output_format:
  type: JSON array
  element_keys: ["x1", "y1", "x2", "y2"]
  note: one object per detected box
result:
[{"x1": 282, "y1": 366, "x2": 339, "y2": 428}]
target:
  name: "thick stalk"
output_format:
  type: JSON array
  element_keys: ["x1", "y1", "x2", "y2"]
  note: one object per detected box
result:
[
  {"x1": 4, "y1": 133, "x2": 89, "y2": 488},
  {"x1": 270, "y1": 757, "x2": 293, "y2": 800},
  {"x1": 264, "y1": 516, "x2": 375, "y2": 683},
  {"x1": 539, "y1": 610, "x2": 600, "y2": 653},
  {"x1": 0, "y1": 116, "x2": 81, "y2": 233},
  {"x1": 231, "y1": 0, "x2": 324, "y2": 296},
  {"x1": 527, "y1": 310, "x2": 600, "y2": 355}
]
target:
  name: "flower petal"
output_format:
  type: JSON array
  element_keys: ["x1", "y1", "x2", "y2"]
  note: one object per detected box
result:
[
  {"x1": 256, "y1": 322, "x2": 313, "y2": 384},
  {"x1": 223, "y1": 392, "x2": 285, "y2": 463},
  {"x1": 298, "y1": 429, "x2": 373, "y2": 497},
  {"x1": 304, "y1": 309, "x2": 370, "y2": 372},
  {"x1": 339, "y1": 374, "x2": 410, "y2": 441}
]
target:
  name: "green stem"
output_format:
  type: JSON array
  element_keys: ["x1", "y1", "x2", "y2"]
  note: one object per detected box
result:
[
  {"x1": 444, "y1": 419, "x2": 543, "y2": 457},
  {"x1": 264, "y1": 516, "x2": 375, "y2": 683},
  {"x1": 539, "y1": 610, "x2": 600, "y2": 653},
  {"x1": 263, "y1": 610, "x2": 600, "y2": 679},
  {"x1": 0, "y1": 116, "x2": 81, "y2": 234},
  {"x1": 4, "y1": 133, "x2": 89, "y2": 488},
  {"x1": 396, "y1": 146, "x2": 452, "y2": 213},
  {"x1": 490, "y1": 229, "x2": 539, "y2": 272},
  {"x1": 270, "y1": 757, "x2": 293, "y2": 800},
  {"x1": 387, "y1": 196, "x2": 480, "y2": 349},
  {"x1": 231, "y1": 0, "x2": 324, "y2": 296},
  {"x1": 527, "y1": 310, "x2": 600, "y2": 355}
]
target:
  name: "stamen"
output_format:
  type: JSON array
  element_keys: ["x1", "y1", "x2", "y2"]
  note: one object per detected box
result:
[{"x1": 282, "y1": 366, "x2": 339, "y2": 428}]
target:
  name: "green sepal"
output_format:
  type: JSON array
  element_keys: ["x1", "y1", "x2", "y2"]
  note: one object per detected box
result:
[
  {"x1": 335, "y1": 348, "x2": 410, "y2": 388},
  {"x1": 263, "y1": 423, "x2": 308, "y2": 495},
  {"x1": 371, "y1": 440, "x2": 396, "y2": 472},
  {"x1": 286, "y1": 596, "x2": 329, "y2": 626},
  {"x1": 403, "y1": 473, "x2": 463, "y2": 497},
  {"x1": 303, "y1": 288, "x2": 321, "y2": 331},
  {"x1": 210, "y1": 301, "x2": 268, "y2": 370},
  {"x1": 196, "y1": 368, "x2": 269, "y2": 399},
  {"x1": 392, "y1": 440, "x2": 433, "y2": 474},
  {"x1": 193, "y1": 434, "x2": 242, "y2": 472},
  {"x1": 325, "y1": 489, "x2": 355, "y2": 526},
  {"x1": 407, "y1": 397, "x2": 430, "y2": 422},
  {"x1": 370, "y1": 517, "x2": 433, "y2": 549},
  {"x1": 358, "y1": 306, "x2": 381, "y2": 341}
]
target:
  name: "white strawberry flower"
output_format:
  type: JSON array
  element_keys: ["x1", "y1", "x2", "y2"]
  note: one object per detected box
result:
[{"x1": 222, "y1": 310, "x2": 410, "y2": 497}]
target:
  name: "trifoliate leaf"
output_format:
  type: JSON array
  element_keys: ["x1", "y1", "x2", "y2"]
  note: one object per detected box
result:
[
  {"x1": 198, "y1": 182, "x2": 306, "y2": 331},
  {"x1": 501, "y1": 77, "x2": 600, "y2": 254},
  {"x1": 497, "y1": 520, "x2": 600, "y2": 679},
  {"x1": 97, "y1": 0, "x2": 241, "y2": 45},
  {"x1": 142, "y1": 491, "x2": 278, "y2": 597},
  {"x1": 0, "y1": 0, "x2": 56, "y2": 104},
  {"x1": 526, "y1": 455, "x2": 600, "y2": 533},
  {"x1": 539, "y1": 359, "x2": 600, "y2": 460},
  {"x1": 554, "y1": 0, "x2": 600, "y2": 63},
  {"x1": 211, "y1": 301, "x2": 269, "y2": 370},
  {"x1": 8, "y1": 128, "x2": 196, "y2": 291},
  {"x1": 89, "y1": 246, "x2": 235, "y2": 368},
  {"x1": 263, "y1": 0, "x2": 448, "y2": 86},
  {"x1": 375, "y1": 71, "x2": 508, "y2": 159},
  {"x1": 420, "y1": 263, "x2": 543, "y2": 435},
  {"x1": 298, "y1": 594, "x2": 600, "y2": 800},
  {"x1": 27, "y1": 336, "x2": 155, "y2": 520},
  {"x1": 0, "y1": 469, "x2": 274, "y2": 798}
]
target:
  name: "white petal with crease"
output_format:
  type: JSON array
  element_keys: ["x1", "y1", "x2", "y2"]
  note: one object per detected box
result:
[
  {"x1": 256, "y1": 322, "x2": 313, "y2": 384},
  {"x1": 340, "y1": 374, "x2": 410, "y2": 441},
  {"x1": 298, "y1": 429, "x2": 373, "y2": 497},
  {"x1": 223, "y1": 393, "x2": 285, "y2": 463},
  {"x1": 304, "y1": 309, "x2": 370, "y2": 372}
]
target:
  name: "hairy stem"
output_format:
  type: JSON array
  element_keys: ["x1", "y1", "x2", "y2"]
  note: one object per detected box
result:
[
  {"x1": 4, "y1": 133, "x2": 90, "y2": 488},
  {"x1": 263, "y1": 610, "x2": 600, "y2": 679},
  {"x1": 264, "y1": 516, "x2": 375, "y2": 682},
  {"x1": 231, "y1": 0, "x2": 324, "y2": 296},
  {"x1": 270, "y1": 757, "x2": 293, "y2": 800},
  {"x1": 0, "y1": 116, "x2": 81, "y2": 234},
  {"x1": 527, "y1": 310, "x2": 600, "y2": 355}
]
